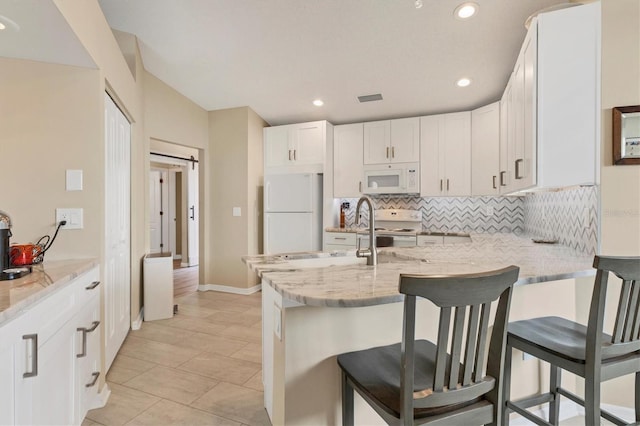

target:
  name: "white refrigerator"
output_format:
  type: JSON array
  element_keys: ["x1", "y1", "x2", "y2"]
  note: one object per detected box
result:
[{"x1": 264, "y1": 173, "x2": 323, "y2": 255}]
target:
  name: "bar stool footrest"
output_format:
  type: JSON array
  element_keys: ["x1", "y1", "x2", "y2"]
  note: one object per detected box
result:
[{"x1": 506, "y1": 400, "x2": 553, "y2": 426}]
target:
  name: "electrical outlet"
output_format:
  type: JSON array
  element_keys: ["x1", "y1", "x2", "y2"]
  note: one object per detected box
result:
[{"x1": 56, "y1": 208, "x2": 83, "y2": 229}]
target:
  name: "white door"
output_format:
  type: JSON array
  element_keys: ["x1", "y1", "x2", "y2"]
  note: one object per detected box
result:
[
  {"x1": 104, "y1": 92, "x2": 131, "y2": 371},
  {"x1": 186, "y1": 162, "x2": 199, "y2": 267},
  {"x1": 292, "y1": 122, "x2": 324, "y2": 165},
  {"x1": 363, "y1": 120, "x2": 391, "y2": 164},
  {"x1": 390, "y1": 117, "x2": 420, "y2": 163},
  {"x1": 149, "y1": 169, "x2": 169, "y2": 254}
]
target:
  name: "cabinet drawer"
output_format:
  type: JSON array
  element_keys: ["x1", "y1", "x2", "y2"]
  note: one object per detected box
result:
[
  {"x1": 75, "y1": 267, "x2": 101, "y2": 307},
  {"x1": 325, "y1": 232, "x2": 357, "y2": 246},
  {"x1": 417, "y1": 235, "x2": 444, "y2": 246}
]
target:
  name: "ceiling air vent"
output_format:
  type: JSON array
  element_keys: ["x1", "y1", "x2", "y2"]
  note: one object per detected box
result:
[{"x1": 357, "y1": 93, "x2": 383, "y2": 103}]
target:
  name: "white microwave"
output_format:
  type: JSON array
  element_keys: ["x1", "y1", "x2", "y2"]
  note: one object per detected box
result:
[{"x1": 362, "y1": 163, "x2": 420, "y2": 195}]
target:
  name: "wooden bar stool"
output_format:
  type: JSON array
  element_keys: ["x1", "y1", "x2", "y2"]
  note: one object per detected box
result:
[
  {"x1": 503, "y1": 255, "x2": 640, "y2": 425},
  {"x1": 337, "y1": 265, "x2": 520, "y2": 425}
]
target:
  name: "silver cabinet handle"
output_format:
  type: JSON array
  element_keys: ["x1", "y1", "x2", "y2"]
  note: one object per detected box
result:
[
  {"x1": 440, "y1": 179, "x2": 443, "y2": 191},
  {"x1": 515, "y1": 159, "x2": 524, "y2": 179},
  {"x1": 386, "y1": 147, "x2": 389, "y2": 158},
  {"x1": 500, "y1": 171, "x2": 507, "y2": 186},
  {"x1": 77, "y1": 321, "x2": 100, "y2": 358},
  {"x1": 391, "y1": 146, "x2": 395, "y2": 158},
  {"x1": 334, "y1": 237, "x2": 347, "y2": 240},
  {"x1": 22, "y1": 334, "x2": 38, "y2": 378},
  {"x1": 189, "y1": 206, "x2": 195, "y2": 220},
  {"x1": 492, "y1": 176, "x2": 497, "y2": 189},
  {"x1": 288, "y1": 150, "x2": 292, "y2": 161},
  {"x1": 293, "y1": 150, "x2": 297, "y2": 161},
  {"x1": 85, "y1": 281, "x2": 100, "y2": 290},
  {"x1": 359, "y1": 181, "x2": 362, "y2": 193},
  {"x1": 446, "y1": 179, "x2": 450, "y2": 191},
  {"x1": 86, "y1": 372, "x2": 100, "y2": 388}
]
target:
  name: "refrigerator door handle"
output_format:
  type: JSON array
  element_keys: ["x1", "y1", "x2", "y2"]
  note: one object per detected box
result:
[{"x1": 264, "y1": 215, "x2": 269, "y2": 254}]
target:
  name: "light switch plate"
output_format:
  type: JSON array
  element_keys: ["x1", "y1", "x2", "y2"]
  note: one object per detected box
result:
[
  {"x1": 56, "y1": 208, "x2": 83, "y2": 229},
  {"x1": 232, "y1": 207, "x2": 241, "y2": 217},
  {"x1": 66, "y1": 170, "x2": 83, "y2": 191}
]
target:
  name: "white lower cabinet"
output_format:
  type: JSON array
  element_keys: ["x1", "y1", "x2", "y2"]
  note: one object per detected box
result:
[
  {"x1": 0, "y1": 265, "x2": 101, "y2": 425},
  {"x1": 324, "y1": 231, "x2": 357, "y2": 251}
]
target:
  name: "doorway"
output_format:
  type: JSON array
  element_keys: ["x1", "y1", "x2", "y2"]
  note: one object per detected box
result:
[{"x1": 149, "y1": 153, "x2": 198, "y2": 265}]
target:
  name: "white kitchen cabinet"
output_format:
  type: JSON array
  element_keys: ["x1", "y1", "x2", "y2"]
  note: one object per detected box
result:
[
  {"x1": 333, "y1": 123, "x2": 364, "y2": 198},
  {"x1": 536, "y1": 2, "x2": 600, "y2": 188},
  {"x1": 324, "y1": 231, "x2": 357, "y2": 251},
  {"x1": 499, "y1": 2, "x2": 599, "y2": 193},
  {"x1": 420, "y1": 112, "x2": 471, "y2": 197},
  {"x1": 264, "y1": 121, "x2": 328, "y2": 173},
  {"x1": 363, "y1": 118, "x2": 419, "y2": 165},
  {"x1": 499, "y1": 78, "x2": 514, "y2": 194},
  {"x1": 1, "y1": 265, "x2": 101, "y2": 426},
  {"x1": 471, "y1": 102, "x2": 501, "y2": 196}
]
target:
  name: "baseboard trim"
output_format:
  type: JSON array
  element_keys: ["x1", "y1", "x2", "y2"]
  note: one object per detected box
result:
[
  {"x1": 198, "y1": 283, "x2": 262, "y2": 295},
  {"x1": 90, "y1": 382, "x2": 111, "y2": 410},
  {"x1": 180, "y1": 262, "x2": 189, "y2": 267},
  {"x1": 131, "y1": 308, "x2": 144, "y2": 330},
  {"x1": 174, "y1": 254, "x2": 182, "y2": 260}
]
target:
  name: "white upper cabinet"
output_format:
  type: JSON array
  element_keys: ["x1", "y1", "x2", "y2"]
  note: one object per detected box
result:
[
  {"x1": 333, "y1": 123, "x2": 364, "y2": 198},
  {"x1": 420, "y1": 112, "x2": 471, "y2": 197},
  {"x1": 363, "y1": 117, "x2": 419, "y2": 165},
  {"x1": 471, "y1": 102, "x2": 501, "y2": 196},
  {"x1": 536, "y1": 2, "x2": 600, "y2": 188},
  {"x1": 500, "y1": 2, "x2": 600, "y2": 192},
  {"x1": 265, "y1": 121, "x2": 328, "y2": 173}
]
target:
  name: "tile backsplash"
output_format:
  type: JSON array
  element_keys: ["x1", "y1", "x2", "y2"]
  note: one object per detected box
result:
[
  {"x1": 523, "y1": 185, "x2": 598, "y2": 255},
  {"x1": 339, "y1": 185, "x2": 598, "y2": 254},
  {"x1": 340, "y1": 195, "x2": 525, "y2": 234}
]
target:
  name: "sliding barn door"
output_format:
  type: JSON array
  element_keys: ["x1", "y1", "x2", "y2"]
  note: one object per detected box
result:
[{"x1": 104, "y1": 92, "x2": 131, "y2": 371}]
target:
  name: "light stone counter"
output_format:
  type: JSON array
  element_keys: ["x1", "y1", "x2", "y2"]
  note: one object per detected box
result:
[
  {"x1": 0, "y1": 258, "x2": 98, "y2": 327},
  {"x1": 244, "y1": 233, "x2": 595, "y2": 308}
]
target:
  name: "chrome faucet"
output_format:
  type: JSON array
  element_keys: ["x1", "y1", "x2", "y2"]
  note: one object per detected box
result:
[{"x1": 355, "y1": 196, "x2": 377, "y2": 266}]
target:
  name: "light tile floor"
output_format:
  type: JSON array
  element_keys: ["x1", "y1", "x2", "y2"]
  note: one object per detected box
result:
[{"x1": 84, "y1": 290, "x2": 269, "y2": 426}]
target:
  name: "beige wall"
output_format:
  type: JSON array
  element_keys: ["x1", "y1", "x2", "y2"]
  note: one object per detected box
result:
[
  {"x1": 0, "y1": 59, "x2": 102, "y2": 258},
  {"x1": 597, "y1": 0, "x2": 640, "y2": 407},
  {"x1": 207, "y1": 107, "x2": 266, "y2": 289}
]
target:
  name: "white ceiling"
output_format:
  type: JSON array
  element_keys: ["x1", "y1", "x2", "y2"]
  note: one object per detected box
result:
[{"x1": 2, "y1": 0, "x2": 571, "y2": 126}]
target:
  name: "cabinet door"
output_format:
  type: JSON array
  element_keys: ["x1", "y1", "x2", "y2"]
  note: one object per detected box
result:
[
  {"x1": 264, "y1": 126, "x2": 292, "y2": 168},
  {"x1": 76, "y1": 296, "x2": 101, "y2": 422},
  {"x1": 363, "y1": 120, "x2": 391, "y2": 164},
  {"x1": 511, "y1": 22, "x2": 537, "y2": 192},
  {"x1": 499, "y1": 79, "x2": 513, "y2": 194},
  {"x1": 419, "y1": 115, "x2": 444, "y2": 196},
  {"x1": 471, "y1": 102, "x2": 500, "y2": 196},
  {"x1": 292, "y1": 122, "x2": 324, "y2": 165},
  {"x1": 443, "y1": 112, "x2": 471, "y2": 196},
  {"x1": 390, "y1": 117, "x2": 420, "y2": 163},
  {"x1": 537, "y1": 2, "x2": 599, "y2": 187},
  {"x1": 0, "y1": 327, "x2": 16, "y2": 425},
  {"x1": 334, "y1": 123, "x2": 364, "y2": 198},
  {"x1": 15, "y1": 322, "x2": 77, "y2": 426}
]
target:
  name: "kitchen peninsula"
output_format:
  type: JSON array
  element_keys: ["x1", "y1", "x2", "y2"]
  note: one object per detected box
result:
[{"x1": 244, "y1": 234, "x2": 595, "y2": 425}]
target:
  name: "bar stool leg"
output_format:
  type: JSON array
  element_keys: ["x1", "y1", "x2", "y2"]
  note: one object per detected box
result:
[
  {"x1": 635, "y1": 372, "x2": 640, "y2": 422},
  {"x1": 549, "y1": 365, "x2": 561, "y2": 425},
  {"x1": 584, "y1": 369, "x2": 601, "y2": 426},
  {"x1": 501, "y1": 344, "x2": 513, "y2": 426},
  {"x1": 342, "y1": 371, "x2": 354, "y2": 426}
]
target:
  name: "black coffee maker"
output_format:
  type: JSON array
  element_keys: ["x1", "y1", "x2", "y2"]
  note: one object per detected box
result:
[{"x1": 0, "y1": 210, "x2": 11, "y2": 272}]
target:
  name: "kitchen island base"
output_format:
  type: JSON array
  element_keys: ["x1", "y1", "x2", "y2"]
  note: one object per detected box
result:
[{"x1": 262, "y1": 278, "x2": 579, "y2": 425}]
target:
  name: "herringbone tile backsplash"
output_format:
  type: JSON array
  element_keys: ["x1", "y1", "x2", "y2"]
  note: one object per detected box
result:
[{"x1": 339, "y1": 186, "x2": 598, "y2": 254}]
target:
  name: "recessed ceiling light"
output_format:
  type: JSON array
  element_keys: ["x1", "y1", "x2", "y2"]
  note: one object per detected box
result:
[
  {"x1": 313, "y1": 99, "x2": 324, "y2": 107},
  {"x1": 454, "y1": 2, "x2": 478, "y2": 19},
  {"x1": 414, "y1": 0, "x2": 423, "y2": 9},
  {"x1": 456, "y1": 78, "x2": 472, "y2": 87},
  {"x1": 0, "y1": 23, "x2": 5, "y2": 31}
]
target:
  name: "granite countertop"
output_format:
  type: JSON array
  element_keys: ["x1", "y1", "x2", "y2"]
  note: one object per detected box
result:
[
  {"x1": 0, "y1": 258, "x2": 98, "y2": 327},
  {"x1": 244, "y1": 233, "x2": 595, "y2": 308},
  {"x1": 325, "y1": 227, "x2": 470, "y2": 237}
]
